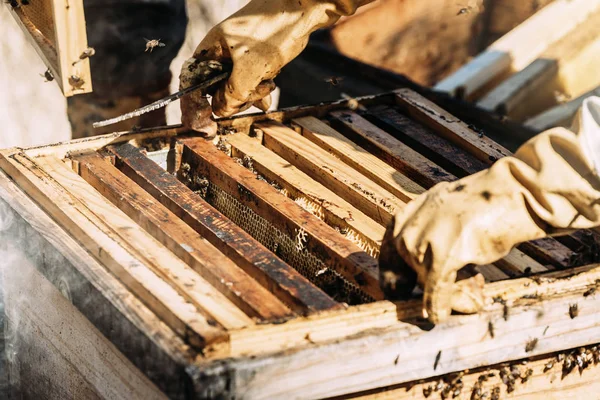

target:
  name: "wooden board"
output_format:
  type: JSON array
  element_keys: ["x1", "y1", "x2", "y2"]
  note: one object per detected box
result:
[
  {"x1": 0, "y1": 150, "x2": 226, "y2": 350},
  {"x1": 73, "y1": 152, "x2": 295, "y2": 321},
  {"x1": 226, "y1": 132, "x2": 385, "y2": 258},
  {"x1": 5, "y1": 0, "x2": 92, "y2": 96},
  {"x1": 259, "y1": 121, "x2": 406, "y2": 226},
  {"x1": 434, "y1": 0, "x2": 600, "y2": 98},
  {"x1": 104, "y1": 142, "x2": 339, "y2": 315},
  {"x1": 179, "y1": 136, "x2": 383, "y2": 301}
]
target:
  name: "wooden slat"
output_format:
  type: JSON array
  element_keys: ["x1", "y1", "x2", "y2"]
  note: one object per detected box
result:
[
  {"x1": 226, "y1": 133, "x2": 384, "y2": 257},
  {"x1": 179, "y1": 137, "x2": 383, "y2": 300},
  {"x1": 495, "y1": 249, "x2": 550, "y2": 276},
  {"x1": 291, "y1": 116, "x2": 425, "y2": 201},
  {"x1": 41, "y1": 154, "x2": 256, "y2": 330},
  {"x1": 525, "y1": 85, "x2": 600, "y2": 132},
  {"x1": 477, "y1": 58, "x2": 559, "y2": 120},
  {"x1": 105, "y1": 143, "x2": 339, "y2": 315},
  {"x1": 0, "y1": 150, "x2": 225, "y2": 350},
  {"x1": 258, "y1": 121, "x2": 405, "y2": 226},
  {"x1": 366, "y1": 105, "x2": 575, "y2": 269},
  {"x1": 74, "y1": 152, "x2": 295, "y2": 321},
  {"x1": 328, "y1": 111, "x2": 454, "y2": 187},
  {"x1": 394, "y1": 89, "x2": 511, "y2": 164}
]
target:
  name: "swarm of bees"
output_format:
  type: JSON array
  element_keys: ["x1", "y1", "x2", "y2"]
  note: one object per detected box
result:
[{"x1": 144, "y1": 38, "x2": 166, "y2": 53}]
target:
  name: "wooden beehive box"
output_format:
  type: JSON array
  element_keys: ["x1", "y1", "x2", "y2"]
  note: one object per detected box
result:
[{"x1": 1, "y1": 89, "x2": 600, "y2": 399}]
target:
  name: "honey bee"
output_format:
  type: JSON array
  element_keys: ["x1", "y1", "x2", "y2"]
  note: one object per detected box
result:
[
  {"x1": 324, "y1": 76, "x2": 344, "y2": 86},
  {"x1": 144, "y1": 38, "x2": 166, "y2": 53},
  {"x1": 456, "y1": 1, "x2": 481, "y2": 16},
  {"x1": 525, "y1": 338, "x2": 538, "y2": 352},
  {"x1": 72, "y1": 47, "x2": 95, "y2": 66},
  {"x1": 569, "y1": 303, "x2": 579, "y2": 319},
  {"x1": 68, "y1": 75, "x2": 85, "y2": 90},
  {"x1": 40, "y1": 68, "x2": 54, "y2": 82}
]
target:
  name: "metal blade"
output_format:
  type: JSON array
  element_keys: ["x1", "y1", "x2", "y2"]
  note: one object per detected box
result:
[{"x1": 92, "y1": 72, "x2": 229, "y2": 129}]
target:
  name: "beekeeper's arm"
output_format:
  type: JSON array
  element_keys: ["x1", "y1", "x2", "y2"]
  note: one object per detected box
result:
[
  {"x1": 380, "y1": 97, "x2": 600, "y2": 323},
  {"x1": 179, "y1": 0, "x2": 373, "y2": 134}
]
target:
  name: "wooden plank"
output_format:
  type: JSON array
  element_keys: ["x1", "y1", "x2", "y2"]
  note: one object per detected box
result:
[
  {"x1": 39, "y1": 154, "x2": 257, "y2": 329},
  {"x1": 179, "y1": 137, "x2": 383, "y2": 301},
  {"x1": 495, "y1": 248, "x2": 550, "y2": 276},
  {"x1": 394, "y1": 89, "x2": 511, "y2": 164},
  {"x1": 52, "y1": 0, "x2": 93, "y2": 95},
  {"x1": 433, "y1": 0, "x2": 600, "y2": 98},
  {"x1": 74, "y1": 152, "x2": 294, "y2": 321},
  {"x1": 477, "y1": 58, "x2": 560, "y2": 120},
  {"x1": 525, "y1": 85, "x2": 600, "y2": 132},
  {"x1": 105, "y1": 143, "x2": 339, "y2": 315},
  {"x1": 291, "y1": 116, "x2": 425, "y2": 201},
  {"x1": 4, "y1": 257, "x2": 167, "y2": 400},
  {"x1": 0, "y1": 150, "x2": 226, "y2": 350},
  {"x1": 193, "y1": 263, "x2": 600, "y2": 399},
  {"x1": 0, "y1": 169, "x2": 195, "y2": 395},
  {"x1": 226, "y1": 133, "x2": 384, "y2": 257},
  {"x1": 328, "y1": 111, "x2": 454, "y2": 187},
  {"x1": 345, "y1": 349, "x2": 600, "y2": 399},
  {"x1": 258, "y1": 121, "x2": 405, "y2": 226}
]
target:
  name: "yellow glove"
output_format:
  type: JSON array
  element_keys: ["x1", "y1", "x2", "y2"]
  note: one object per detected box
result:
[
  {"x1": 380, "y1": 97, "x2": 600, "y2": 323},
  {"x1": 179, "y1": 0, "x2": 372, "y2": 135}
]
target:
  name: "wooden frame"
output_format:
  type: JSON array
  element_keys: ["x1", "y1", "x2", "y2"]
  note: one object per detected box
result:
[
  {"x1": 5, "y1": 0, "x2": 92, "y2": 96},
  {"x1": 1, "y1": 89, "x2": 599, "y2": 398}
]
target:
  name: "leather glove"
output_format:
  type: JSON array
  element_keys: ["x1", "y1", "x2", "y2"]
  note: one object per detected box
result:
[
  {"x1": 380, "y1": 97, "x2": 600, "y2": 323},
  {"x1": 179, "y1": 0, "x2": 372, "y2": 135}
]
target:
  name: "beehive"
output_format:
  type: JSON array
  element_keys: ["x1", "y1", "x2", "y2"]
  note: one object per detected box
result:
[
  {"x1": 1, "y1": 89, "x2": 600, "y2": 399},
  {"x1": 4, "y1": 0, "x2": 92, "y2": 96}
]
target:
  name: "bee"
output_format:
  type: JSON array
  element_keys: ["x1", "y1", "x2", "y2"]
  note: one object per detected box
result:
[
  {"x1": 488, "y1": 321, "x2": 495, "y2": 338},
  {"x1": 525, "y1": 338, "x2": 538, "y2": 352},
  {"x1": 544, "y1": 359, "x2": 555, "y2": 372},
  {"x1": 423, "y1": 385, "x2": 433, "y2": 398},
  {"x1": 5, "y1": 0, "x2": 18, "y2": 8},
  {"x1": 72, "y1": 47, "x2": 95, "y2": 66},
  {"x1": 490, "y1": 387, "x2": 501, "y2": 400},
  {"x1": 569, "y1": 303, "x2": 579, "y2": 319},
  {"x1": 324, "y1": 76, "x2": 344, "y2": 86},
  {"x1": 20, "y1": 0, "x2": 29, "y2": 4},
  {"x1": 456, "y1": 1, "x2": 479, "y2": 16},
  {"x1": 68, "y1": 75, "x2": 85, "y2": 90},
  {"x1": 521, "y1": 368, "x2": 533, "y2": 383},
  {"x1": 583, "y1": 286, "x2": 596, "y2": 297},
  {"x1": 40, "y1": 68, "x2": 54, "y2": 82},
  {"x1": 144, "y1": 38, "x2": 166, "y2": 53}
]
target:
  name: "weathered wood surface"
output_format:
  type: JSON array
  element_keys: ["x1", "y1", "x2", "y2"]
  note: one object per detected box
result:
[
  {"x1": 0, "y1": 169, "x2": 192, "y2": 398},
  {"x1": 193, "y1": 264, "x2": 600, "y2": 399},
  {"x1": 259, "y1": 121, "x2": 406, "y2": 225},
  {"x1": 525, "y1": 85, "x2": 600, "y2": 132},
  {"x1": 434, "y1": 0, "x2": 600, "y2": 98},
  {"x1": 74, "y1": 152, "x2": 294, "y2": 322},
  {"x1": 105, "y1": 142, "x2": 339, "y2": 315},
  {"x1": 0, "y1": 150, "x2": 226, "y2": 350},
  {"x1": 345, "y1": 349, "x2": 600, "y2": 399},
  {"x1": 226, "y1": 133, "x2": 384, "y2": 257},
  {"x1": 292, "y1": 116, "x2": 425, "y2": 200},
  {"x1": 329, "y1": 111, "x2": 453, "y2": 187},
  {"x1": 179, "y1": 137, "x2": 383, "y2": 300}
]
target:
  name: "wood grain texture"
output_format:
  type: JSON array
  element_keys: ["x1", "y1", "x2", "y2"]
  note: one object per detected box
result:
[
  {"x1": 192, "y1": 264, "x2": 600, "y2": 399},
  {"x1": 434, "y1": 0, "x2": 600, "y2": 98},
  {"x1": 226, "y1": 133, "x2": 384, "y2": 257},
  {"x1": 0, "y1": 170, "x2": 193, "y2": 397},
  {"x1": 105, "y1": 143, "x2": 338, "y2": 315},
  {"x1": 0, "y1": 150, "x2": 226, "y2": 350},
  {"x1": 259, "y1": 121, "x2": 405, "y2": 226},
  {"x1": 179, "y1": 137, "x2": 383, "y2": 300},
  {"x1": 292, "y1": 116, "x2": 425, "y2": 200},
  {"x1": 74, "y1": 152, "x2": 294, "y2": 322},
  {"x1": 329, "y1": 111, "x2": 454, "y2": 187}
]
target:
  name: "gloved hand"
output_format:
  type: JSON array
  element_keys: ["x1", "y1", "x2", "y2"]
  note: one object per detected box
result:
[
  {"x1": 179, "y1": 0, "x2": 372, "y2": 135},
  {"x1": 380, "y1": 97, "x2": 600, "y2": 323}
]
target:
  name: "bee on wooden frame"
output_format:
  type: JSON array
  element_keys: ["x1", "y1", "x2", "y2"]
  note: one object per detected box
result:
[
  {"x1": 324, "y1": 76, "x2": 344, "y2": 86},
  {"x1": 456, "y1": 1, "x2": 481, "y2": 16},
  {"x1": 40, "y1": 68, "x2": 54, "y2": 82}
]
